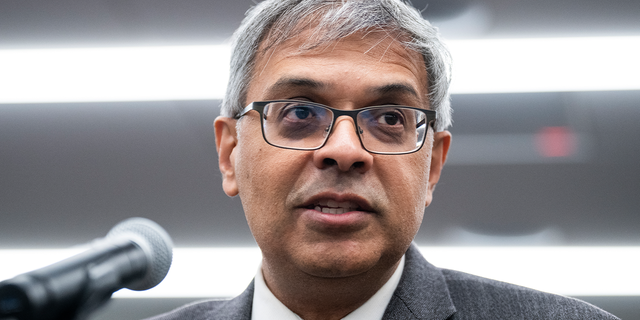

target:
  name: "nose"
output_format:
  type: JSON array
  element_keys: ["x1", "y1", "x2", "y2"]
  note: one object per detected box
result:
[{"x1": 312, "y1": 117, "x2": 373, "y2": 173}]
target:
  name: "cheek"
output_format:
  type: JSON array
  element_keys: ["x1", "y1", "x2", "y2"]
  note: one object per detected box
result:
[
  {"x1": 384, "y1": 151, "x2": 429, "y2": 198},
  {"x1": 235, "y1": 119, "x2": 285, "y2": 200},
  {"x1": 408, "y1": 150, "x2": 431, "y2": 215},
  {"x1": 236, "y1": 146, "x2": 283, "y2": 243},
  {"x1": 234, "y1": 132, "x2": 310, "y2": 237},
  {"x1": 377, "y1": 151, "x2": 430, "y2": 231}
]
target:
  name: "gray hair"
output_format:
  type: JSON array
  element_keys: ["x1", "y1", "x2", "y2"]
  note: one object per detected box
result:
[{"x1": 221, "y1": 0, "x2": 453, "y2": 131}]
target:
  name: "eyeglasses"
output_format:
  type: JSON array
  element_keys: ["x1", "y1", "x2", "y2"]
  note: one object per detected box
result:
[{"x1": 238, "y1": 100, "x2": 436, "y2": 155}]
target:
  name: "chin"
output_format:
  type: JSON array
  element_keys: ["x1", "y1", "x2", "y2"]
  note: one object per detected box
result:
[
  {"x1": 296, "y1": 242, "x2": 384, "y2": 278},
  {"x1": 302, "y1": 258, "x2": 375, "y2": 278}
]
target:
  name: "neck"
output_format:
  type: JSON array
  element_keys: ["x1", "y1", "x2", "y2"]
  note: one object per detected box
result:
[{"x1": 261, "y1": 258, "x2": 401, "y2": 320}]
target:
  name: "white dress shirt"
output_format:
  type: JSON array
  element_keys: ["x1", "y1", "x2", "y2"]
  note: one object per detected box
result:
[{"x1": 251, "y1": 255, "x2": 405, "y2": 320}]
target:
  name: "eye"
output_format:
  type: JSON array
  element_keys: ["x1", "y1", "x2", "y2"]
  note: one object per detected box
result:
[
  {"x1": 281, "y1": 104, "x2": 315, "y2": 121},
  {"x1": 293, "y1": 107, "x2": 311, "y2": 120},
  {"x1": 376, "y1": 111, "x2": 405, "y2": 126}
]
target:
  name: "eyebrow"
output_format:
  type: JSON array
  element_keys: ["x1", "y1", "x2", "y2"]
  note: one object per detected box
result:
[
  {"x1": 267, "y1": 77, "x2": 327, "y2": 95},
  {"x1": 369, "y1": 83, "x2": 420, "y2": 99},
  {"x1": 265, "y1": 77, "x2": 419, "y2": 101}
]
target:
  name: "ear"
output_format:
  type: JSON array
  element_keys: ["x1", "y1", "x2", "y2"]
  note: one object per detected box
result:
[
  {"x1": 214, "y1": 116, "x2": 239, "y2": 197},
  {"x1": 425, "y1": 130, "x2": 451, "y2": 207}
]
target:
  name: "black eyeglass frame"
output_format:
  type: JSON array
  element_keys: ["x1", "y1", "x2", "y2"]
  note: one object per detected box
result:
[{"x1": 238, "y1": 100, "x2": 437, "y2": 155}]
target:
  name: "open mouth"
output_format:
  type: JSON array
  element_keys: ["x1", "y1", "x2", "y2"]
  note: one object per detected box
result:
[{"x1": 307, "y1": 199, "x2": 361, "y2": 215}]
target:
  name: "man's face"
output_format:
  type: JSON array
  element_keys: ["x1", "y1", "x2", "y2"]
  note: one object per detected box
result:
[{"x1": 215, "y1": 31, "x2": 450, "y2": 279}]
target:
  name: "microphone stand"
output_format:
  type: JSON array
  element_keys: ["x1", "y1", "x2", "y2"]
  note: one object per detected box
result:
[{"x1": 0, "y1": 240, "x2": 147, "y2": 320}]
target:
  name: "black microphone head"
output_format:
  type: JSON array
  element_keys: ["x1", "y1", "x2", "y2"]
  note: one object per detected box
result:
[{"x1": 106, "y1": 217, "x2": 173, "y2": 291}]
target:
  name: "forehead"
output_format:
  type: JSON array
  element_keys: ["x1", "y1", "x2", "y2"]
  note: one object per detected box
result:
[{"x1": 247, "y1": 29, "x2": 429, "y2": 105}]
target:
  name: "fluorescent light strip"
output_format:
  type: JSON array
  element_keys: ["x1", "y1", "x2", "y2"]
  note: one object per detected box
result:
[
  {"x1": 0, "y1": 37, "x2": 639, "y2": 104},
  {"x1": 0, "y1": 45, "x2": 231, "y2": 104},
  {"x1": 1, "y1": 246, "x2": 638, "y2": 297},
  {"x1": 447, "y1": 37, "x2": 640, "y2": 94}
]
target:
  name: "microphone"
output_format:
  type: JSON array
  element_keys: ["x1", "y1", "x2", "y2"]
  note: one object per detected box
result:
[{"x1": 0, "y1": 217, "x2": 173, "y2": 320}]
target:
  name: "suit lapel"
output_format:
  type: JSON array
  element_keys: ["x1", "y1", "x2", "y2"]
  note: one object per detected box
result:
[
  {"x1": 382, "y1": 244, "x2": 457, "y2": 320},
  {"x1": 213, "y1": 280, "x2": 254, "y2": 320}
]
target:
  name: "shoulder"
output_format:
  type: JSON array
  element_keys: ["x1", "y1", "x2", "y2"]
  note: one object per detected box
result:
[
  {"x1": 143, "y1": 281, "x2": 254, "y2": 320},
  {"x1": 395, "y1": 244, "x2": 619, "y2": 319},
  {"x1": 440, "y1": 268, "x2": 619, "y2": 320},
  {"x1": 143, "y1": 299, "x2": 230, "y2": 320}
]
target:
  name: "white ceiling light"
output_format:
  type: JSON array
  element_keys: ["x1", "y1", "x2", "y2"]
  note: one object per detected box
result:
[
  {"x1": 0, "y1": 45, "x2": 230, "y2": 104},
  {"x1": 448, "y1": 36, "x2": 640, "y2": 94},
  {"x1": 1, "y1": 246, "x2": 638, "y2": 298},
  {"x1": 0, "y1": 37, "x2": 638, "y2": 104}
]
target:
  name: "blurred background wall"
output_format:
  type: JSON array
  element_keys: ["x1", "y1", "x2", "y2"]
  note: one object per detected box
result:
[{"x1": 1, "y1": 0, "x2": 639, "y2": 318}]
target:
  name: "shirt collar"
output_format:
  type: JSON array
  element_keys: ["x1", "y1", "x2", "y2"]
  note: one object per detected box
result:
[{"x1": 251, "y1": 255, "x2": 405, "y2": 320}]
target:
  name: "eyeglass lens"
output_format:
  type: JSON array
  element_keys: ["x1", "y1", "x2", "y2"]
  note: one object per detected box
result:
[{"x1": 261, "y1": 101, "x2": 427, "y2": 153}]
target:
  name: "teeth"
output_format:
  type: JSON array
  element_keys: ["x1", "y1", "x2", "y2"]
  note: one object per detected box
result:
[
  {"x1": 314, "y1": 200, "x2": 358, "y2": 214},
  {"x1": 321, "y1": 207, "x2": 348, "y2": 214}
]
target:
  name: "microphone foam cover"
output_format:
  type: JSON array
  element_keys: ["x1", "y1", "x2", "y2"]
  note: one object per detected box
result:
[{"x1": 106, "y1": 217, "x2": 173, "y2": 291}]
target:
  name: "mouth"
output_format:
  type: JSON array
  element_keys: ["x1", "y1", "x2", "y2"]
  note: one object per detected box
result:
[
  {"x1": 302, "y1": 195, "x2": 374, "y2": 215},
  {"x1": 308, "y1": 199, "x2": 360, "y2": 215}
]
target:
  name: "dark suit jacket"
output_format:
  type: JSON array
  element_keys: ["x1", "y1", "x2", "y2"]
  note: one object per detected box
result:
[{"x1": 146, "y1": 244, "x2": 619, "y2": 319}]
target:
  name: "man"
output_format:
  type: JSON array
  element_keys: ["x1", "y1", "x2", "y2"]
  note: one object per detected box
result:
[{"x1": 149, "y1": 0, "x2": 618, "y2": 319}]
